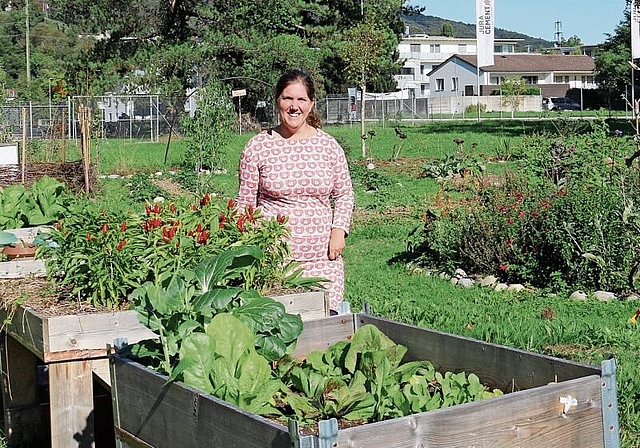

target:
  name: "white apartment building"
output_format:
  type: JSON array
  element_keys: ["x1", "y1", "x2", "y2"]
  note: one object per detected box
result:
[{"x1": 395, "y1": 34, "x2": 524, "y2": 98}]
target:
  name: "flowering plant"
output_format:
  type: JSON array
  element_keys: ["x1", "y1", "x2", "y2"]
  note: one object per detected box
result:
[{"x1": 40, "y1": 194, "x2": 301, "y2": 309}]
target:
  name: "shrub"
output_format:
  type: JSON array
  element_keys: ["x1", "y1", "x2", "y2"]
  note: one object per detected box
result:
[
  {"x1": 465, "y1": 103, "x2": 486, "y2": 114},
  {"x1": 409, "y1": 119, "x2": 640, "y2": 293}
]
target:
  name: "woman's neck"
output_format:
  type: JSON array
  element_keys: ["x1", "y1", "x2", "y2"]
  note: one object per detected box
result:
[{"x1": 274, "y1": 123, "x2": 316, "y2": 140}]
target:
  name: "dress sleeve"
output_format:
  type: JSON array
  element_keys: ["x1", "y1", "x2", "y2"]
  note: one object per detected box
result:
[
  {"x1": 236, "y1": 139, "x2": 260, "y2": 209},
  {"x1": 331, "y1": 140, "x2": 355, "y2": 234}
]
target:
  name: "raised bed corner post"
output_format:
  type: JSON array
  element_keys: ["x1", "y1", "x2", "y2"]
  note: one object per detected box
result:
[
  {"x1": 109, "y1": 338, "x2": 129, "y2": 448},
  {"x1": 600, "y1": 358, "x2": 620, "y2": 448},
  {"x1": 288, "y1": 418, "x2": 338, "y2": 448}
]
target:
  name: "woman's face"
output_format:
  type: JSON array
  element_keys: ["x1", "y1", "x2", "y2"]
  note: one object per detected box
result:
[{"x1": 277, "y1": 81, "x2": 315, "y2": 136}]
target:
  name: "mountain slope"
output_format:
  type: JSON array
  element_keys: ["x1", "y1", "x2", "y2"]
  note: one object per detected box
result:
[{"x1": 401, "y1": 12, "x2": 554, "y2": 51}]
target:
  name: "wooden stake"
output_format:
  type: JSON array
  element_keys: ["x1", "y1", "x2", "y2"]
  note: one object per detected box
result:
[{"x1": 21, "y1": 107, "x2": 27, "y2": 184}]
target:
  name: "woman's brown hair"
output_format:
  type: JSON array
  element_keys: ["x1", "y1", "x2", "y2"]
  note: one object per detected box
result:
[{"x1": 275, "y1": 69, "x2": 323, "y2": 129}]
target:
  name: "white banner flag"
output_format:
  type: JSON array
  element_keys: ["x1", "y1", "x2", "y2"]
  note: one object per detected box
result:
[
  {"x1": 633, "y1": 0, "x2": 640, "y2": 59},
  {"x1": 476, "y1": 0, "x2": 495, "y2": 67}
]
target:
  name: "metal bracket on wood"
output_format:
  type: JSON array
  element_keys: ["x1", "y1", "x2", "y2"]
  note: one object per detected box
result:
[
  {"x1": 288, "y1": 418, "x2": 339, "y2": 448},
  {"x1": 336, "y1": 301, "x2": 351, "y2": 315},
  {"x1": 600, "y1": 358, "x2": 620, "y2": 448}
]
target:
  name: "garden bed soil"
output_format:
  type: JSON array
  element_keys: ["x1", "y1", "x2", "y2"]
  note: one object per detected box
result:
[{"x1": 0, "y1": 161, "x2": 96, "y2": 193}]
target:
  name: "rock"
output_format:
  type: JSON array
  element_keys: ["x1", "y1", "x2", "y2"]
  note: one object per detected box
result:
[
  {"x1": 453, "y1": 268, "x2": 467, "y2": 278},
  {"x1": 494, "y1": 283, "x2": 508, "y2": 292},
  {"x1": 626, "y1": 294, "x2": 640, "y2": 302},
  {"x1": 569, "y1": 290, "x2": 587, "y2": 301},
  {"x1": 458, "y1": 278, "x2": 475, "y2": 288},
  {"x1": 450, "y1": 277, "x2": 459, "y2": 285},
  {"x1": 480, "y1": 275, "x2": 497, "y2": 287},
  {"x1": 439, "y1": 272, "x2": 450, "y2": 280},
  {"x1": 154, "y1": 171, "x2": 163, "y2": 176},
  {"x1": 594, "y1": 291, "x2": 616, "y2": 301},
  {"x1": 507, "y1": 284, "x2": 525, "y2": 292},
  {"x1": 153, "y1": 196, "x2": 165, "y2": 203},
  {"x1": 108, "y1": 174, "x2": 120, "y2": 179}
]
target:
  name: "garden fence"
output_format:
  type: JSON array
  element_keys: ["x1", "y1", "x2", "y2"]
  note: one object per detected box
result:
[{"x1": 1, "y1": 92, "x2": 547, "y2": 142}]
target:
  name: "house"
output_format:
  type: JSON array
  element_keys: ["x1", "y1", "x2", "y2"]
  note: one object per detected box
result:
[
  {"x1": 395, "y1": 34, "x2": 525, "y2": 98},
  {"x1": 426, "y1": 53, "x2": 596, "y2": 99}
]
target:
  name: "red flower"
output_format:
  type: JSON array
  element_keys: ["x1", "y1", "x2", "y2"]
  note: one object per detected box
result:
[
  {"x1": 498, "y1": 263, "x2": 509, "y2": 271},
  {"x1": 196, "y1": 230, "x2": 210, "y2": 244},
  {"x1": 170, "y1": 203, "x2": 176, "y2": 214},
  {"x1": 152, "y1": 204, "x2": 161, "y2": 214},
  {"x1": 219, "y1": 213, "x2": 227, "y2": 229},
  {"x1": 541, "y1": 199, "x2": 551, "y2": 210},
  {"x1": 227, "y1": 199, "x2": 236, "y2": 209},
  {"x1": 86, "y1": 233, "x2": 92, "y2": 241},
  {"x1": 55, "y1": 220, "x2": 62, "y2": 231},
  {"x1": 116, "y1": 239, "x2": 127, "y2": 251},
  {"x1": 276, "y1": 214, "x2": 286, "y2": 224},
  {"x1": 120, "y1": 222, "x2": 127, "y2": 231},
  {"x1": 101, "y1": 223, "x2": 109, "y2": 233},
  {"x1": 162, "y1": 226, "x2": 177, "y2": 242},
  {"x1": 517, "y1": 210, "x2": 525, "y2": 219},
  {"x1": 505, "y1": 237, "x2": 512, "y2": 247},
  {"x1": 200, "y1": 193, "x2": 211, "y2": 206},
  {"x1": 192, "y1": 204, "x2": 199, "y2": 211},
  {"x1": 245, "y1": 205, "x2": 255, "y2": 222},
  {"x1": 145, "y1": 204, "x2": 152, "y2": 215},
  {"x1": 237, "y1": 216, "x2": 246, "y2": 232}
]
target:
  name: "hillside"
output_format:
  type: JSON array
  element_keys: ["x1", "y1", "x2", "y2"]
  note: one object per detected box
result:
[{"x1": 401, "y1": 12, "x2": 554, "y2": 51}]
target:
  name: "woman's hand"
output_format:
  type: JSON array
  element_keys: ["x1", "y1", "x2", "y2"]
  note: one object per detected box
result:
[{"x1": 328, "y1": 228, "x2": 346, "y2": 260}]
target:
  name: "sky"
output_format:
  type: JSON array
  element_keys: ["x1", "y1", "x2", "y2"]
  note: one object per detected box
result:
[{"x1": 411, "y1": 0, "x2": 627, "y2": 45}]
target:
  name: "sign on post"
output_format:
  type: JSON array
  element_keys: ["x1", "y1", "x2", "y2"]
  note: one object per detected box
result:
[{"x1": 231, "y1": 89, "x2": 247, "y2": 134}]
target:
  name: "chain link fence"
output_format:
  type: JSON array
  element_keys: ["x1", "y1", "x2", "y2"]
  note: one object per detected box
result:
[{"x1": 0, "y1": 92, "x2": 547, "y2": 143}]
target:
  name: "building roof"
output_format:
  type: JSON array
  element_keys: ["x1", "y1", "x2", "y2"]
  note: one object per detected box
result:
[{"x1": 454, "y1": 53, "x2": 595, "y2": 72}]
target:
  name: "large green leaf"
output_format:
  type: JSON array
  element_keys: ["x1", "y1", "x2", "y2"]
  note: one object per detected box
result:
[
  {"x1": 205, "y1": 313, "x2": 254, "y2": 370},
  {"x1": 173, "y1": 332, "x2": 217, "y2": 393},
  {"x1": 344, "y1": 324, "x2": 400, "y2": 373},
  {"x1": 194, "y1": 246, "x2": 263, "y2": 292}
]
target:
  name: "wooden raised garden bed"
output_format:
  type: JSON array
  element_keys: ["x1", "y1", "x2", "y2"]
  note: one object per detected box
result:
[
  {"x1": 110, "y1": 313, "x2": 620, "y2": 448},
  {"x1": 0, "y1": 278, "x2": 327, "y2": 448}
]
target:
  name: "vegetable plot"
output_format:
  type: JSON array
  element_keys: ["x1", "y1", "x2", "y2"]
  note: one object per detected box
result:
[{"x1": 127, "y1": 248, "x2": 503, "y2": 429}]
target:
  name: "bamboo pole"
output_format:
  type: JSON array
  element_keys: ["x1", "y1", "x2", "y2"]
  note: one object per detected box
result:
[
  {"x1": 60, "y1": 109, "x2": 66, "y2": 163},
  {"x1": 21, "y1": 107, "x2": 27, "y2": 184},
  {"x1": 78, "y1": 106, "x2": 91, "y2": 195}
]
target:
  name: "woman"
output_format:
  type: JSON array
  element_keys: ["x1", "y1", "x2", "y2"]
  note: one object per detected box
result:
[{"x1": 236, "y1": 69, "x2": 355, "y2": 311}]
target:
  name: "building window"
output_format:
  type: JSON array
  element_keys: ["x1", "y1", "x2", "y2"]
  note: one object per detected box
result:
[
  {"x1": 490, "y1": 76, "x2": 503, "y2": 85},
  {"x1": 430, "y1": 44, "x2": 440, "y2": 53},
  {"x1": 401, "y1": 67, "x2": 414, "y2": 76},
  {"x1": 523, "y1": 76, "x2": 538, "y2": 85},
  {"x1": 452, "y1": 77, "x2": 459, "y2": 91},
  {"x1": 420, "y1": 64, "x2": 429, "y2": 75},
  {"x1": 421, "y1": 84, "x2": 428, "y2": 95},
  {"x1": 410, "y1": 44, "x2": 421, "y2": 57},
  {"x1": 435, "y1": 78, "x2": 445, "y2": 91}
]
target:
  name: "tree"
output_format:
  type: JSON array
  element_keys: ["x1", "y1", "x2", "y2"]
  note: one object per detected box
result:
[
  {"x1": 442, "y1": 22, "x2": 454, "y2": 37},
  {"x1": 341, "y1": 21, "x2": 389, "y2": 157},
  {"x1": 594, "y1": 1, "x2": 632, "y2": 108},
  {"x1": 501, "y1": 76, "x2": 527, "y2": 119}
]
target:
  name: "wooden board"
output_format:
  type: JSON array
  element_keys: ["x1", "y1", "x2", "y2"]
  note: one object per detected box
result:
[
  {"x1": 0, "y1": 259, "x2": 46, "y2": 279},
  {"x1": 271, "y1": 290, "x2": 327, "y2": 321},
  {"x1": 357, "y1": 314, "x2": 600, "y2": 390},
  {"x1": 1, "y1": 306, "x2": 157, "y2": 362},
  {"x1": 111, "y1": 357, "x2": 290, "y2": 448},
  {"x1": 337, "y1": 375, "x2": 604, "y2": 448},
  {"x1": 111, "y1": 313, "x2": 612, "y2": 447}
]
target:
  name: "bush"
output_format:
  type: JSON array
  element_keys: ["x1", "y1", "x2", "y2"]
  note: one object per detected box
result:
[
  {"x1": 465, "y1": 103, "x2": 486, "y2": 114},
  {"x1": 409, "y1": 119, "x2": 640, "y2": 294}
]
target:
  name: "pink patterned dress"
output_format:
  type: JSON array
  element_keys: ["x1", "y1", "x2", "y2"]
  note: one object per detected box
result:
[{"x1": 236, "y1": 128, "x2": 355, "y2": 310}]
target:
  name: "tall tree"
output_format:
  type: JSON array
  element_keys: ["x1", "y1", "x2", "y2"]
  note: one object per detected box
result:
[{"x1": 594, "y1": 1, "x2": 632, "y2": 108}]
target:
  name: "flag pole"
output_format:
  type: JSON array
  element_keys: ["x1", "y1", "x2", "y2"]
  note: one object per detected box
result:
[{"x1": 476, "y1": 64, "x2": 481, "y2": 122}]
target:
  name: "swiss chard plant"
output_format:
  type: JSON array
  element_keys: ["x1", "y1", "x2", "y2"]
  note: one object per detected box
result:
[
  {"x1": 129, "y1": 246, "x2": 304, "y2": 377},
  {"x1": 276, "y1": 324, "x2": 503, "y2": 426},
  {"x1": 0, "y1": 176, "x2": 68, "y2": 230}
]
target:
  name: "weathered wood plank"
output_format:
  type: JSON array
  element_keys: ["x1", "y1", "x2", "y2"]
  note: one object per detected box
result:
[
  {"x1": 1, "y1": 305, "x2": 45, "y2": 358},
  {"x1": 49, "y1": 360, "x2": 95, "y2": 448},
  {"x1": 0, "y1": 259, "x2": 46, "y2": 279},
  {"x1": 358, "y1": 314, "x2": 600, "y2": 390},
  {"x1": 45, "y1": 310, "x2": 156, "y2": 356},
  {"x1": 111, "y1": 357, "x2": 291, "y2": 448},
  {"x1": 337, "y1": 375, "x2": 604, "y2": 448},
  {"x1": 271, "y1": 290, "x2": 327, "y2": 321},
  {"x1": 291, "y1": 314, "x2": 355, "y2": 356}
]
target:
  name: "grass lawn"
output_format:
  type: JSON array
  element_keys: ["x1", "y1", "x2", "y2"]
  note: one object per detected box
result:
[{"x1": 31, "y1": 119, "x2": 640, "y2": 446}]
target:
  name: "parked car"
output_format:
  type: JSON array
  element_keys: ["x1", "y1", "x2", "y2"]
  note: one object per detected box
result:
[{"x1": 543, "y1": 97, "x2": 581, "y2": 111}]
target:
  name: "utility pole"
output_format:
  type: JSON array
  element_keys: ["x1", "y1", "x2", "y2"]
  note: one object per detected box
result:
[{"x1": 25, "y1": 0, "x2": 30, "y2": 83}]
